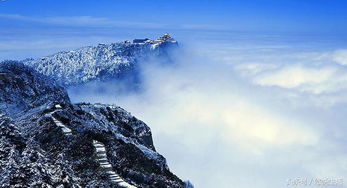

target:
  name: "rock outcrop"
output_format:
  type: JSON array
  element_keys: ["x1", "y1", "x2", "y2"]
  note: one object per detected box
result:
[{"x1": 0, "y1": 61, "x2": 185, "y2": 187}]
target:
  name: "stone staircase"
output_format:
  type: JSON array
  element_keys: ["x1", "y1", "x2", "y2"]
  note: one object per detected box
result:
[
  {"x1": 46, "y1": 105, "x2": 72, "y2": 136},
  {"x1": 93, "y1": 140, "x2": 137, "y2": 188}
]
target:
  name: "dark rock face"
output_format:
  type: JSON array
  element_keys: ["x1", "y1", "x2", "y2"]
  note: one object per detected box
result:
[{"x1": 0, "y1": 62, "x2": 184, "y2": 187}]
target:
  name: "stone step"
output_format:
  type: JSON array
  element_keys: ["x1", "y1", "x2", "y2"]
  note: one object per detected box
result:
[
  {"x1": 50, "y1": 115, "x2": 72, "y2": 135},
  {"x1": 92, "y1": 139, "x2": 137, "y2": 188}
]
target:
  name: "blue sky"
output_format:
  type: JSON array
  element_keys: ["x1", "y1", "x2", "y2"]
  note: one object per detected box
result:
[
  {"x1": 1, "y1": 0, "x2": 347, "y2": 60},
  {"x1": 1, "y1": 0, "x2": 347, "y2": 32}
]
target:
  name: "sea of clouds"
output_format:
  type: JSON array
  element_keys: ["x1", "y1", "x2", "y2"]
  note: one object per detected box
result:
[{"x1": 68, "y1": 37, "x2": 347, "y2": 188}]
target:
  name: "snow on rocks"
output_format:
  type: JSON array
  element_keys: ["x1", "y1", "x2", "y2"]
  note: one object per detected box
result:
[
  {"x1": 0, "y1": 61, "x2": 186, "y2": 187},
  {"x1": 23, "y1": 34, "x2": 178, "y2": 86},
  {"x1": 46, "y1": 109, "x2": 72, "y2": 136},
  {"x1": 93, "y1": 140, "x2": 137, "y2": 188}
]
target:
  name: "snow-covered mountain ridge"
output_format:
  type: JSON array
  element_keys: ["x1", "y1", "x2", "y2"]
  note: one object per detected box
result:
[
  {"x1": 23, "y1": 34, "x2": 178, "y2": 86},
  {"x1": 0, "y1": 61, "x2": 188, "y2": 187}
]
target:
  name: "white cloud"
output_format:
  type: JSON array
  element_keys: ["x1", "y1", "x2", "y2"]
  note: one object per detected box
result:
[
  {"x1": 65, "y1": 38, "x2": 347, "y2": 188},
  {"x1": 234, "y1": 63, "x2": 279, "y2": 76},
  {"x1": 333, "y1": 49, "x2": 347, "y2": 65},
  {"x1": 69, "y1": 53, "x2": 331, "y2": 188},
  {"x1": 0, "y1": 14, "x2": 234, "y2": 31},
  {"x1": 254, "y1": 65, "x2": 335, "y2": 88},
  {"x1": 221, "y1": 100, "x2": 317, "y2": 149},
  {"x1": 0, "y1": 14, "x2": 167, "y2": 28},
  {"x1": 234, "y1": 62, "x2": 347, "y2": 95}
]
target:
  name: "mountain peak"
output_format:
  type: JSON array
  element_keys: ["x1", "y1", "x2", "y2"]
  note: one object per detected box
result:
[{"x1": 23, "y1": 35, "x2": 178, "y2": 87}]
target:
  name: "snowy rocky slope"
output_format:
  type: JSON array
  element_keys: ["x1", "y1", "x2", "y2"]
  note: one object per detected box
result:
[
  {"x1": 23, "y1": 34, "x2": 178, "y2": 87},
  {"x1": 0, "y1": 61, "x2": 187, "y2": 187}
]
